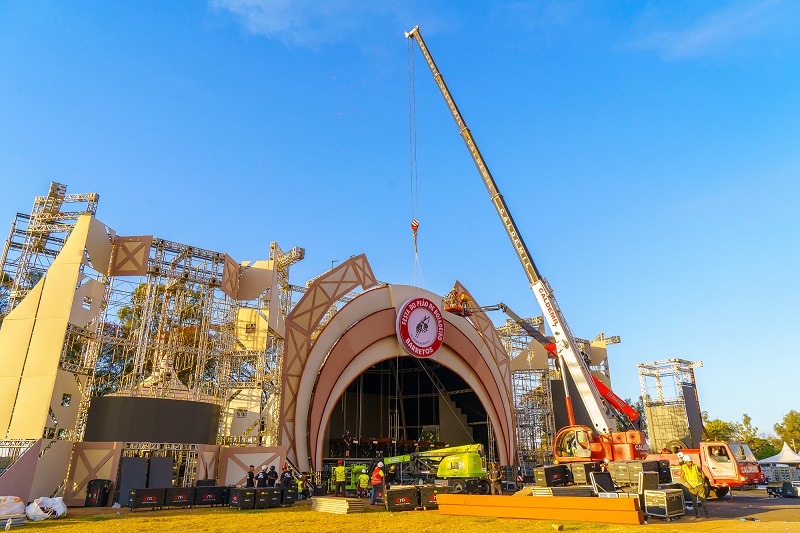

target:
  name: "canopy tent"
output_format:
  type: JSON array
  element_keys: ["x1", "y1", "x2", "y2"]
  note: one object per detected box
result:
[{"x1": 759, "y1": 442, "x2": 800, "y2": 465}]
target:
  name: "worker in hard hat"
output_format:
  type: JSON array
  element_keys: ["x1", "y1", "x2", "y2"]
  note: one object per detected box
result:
[
  {"x1": 370, "y1": 461, "x2": 385, "y2": 505},
  {"x1": 334, "y1": 459, "x2": 347, "y2": 497},
  {"x1": 488, "y1": 462, "x2": 503, "y2": 495},
  {"x1": 357, "y1": 468, "x2": 370, "y2": 498},
  {"x1": 679, "y1": 455, "x2": 709, "y2": 518}
]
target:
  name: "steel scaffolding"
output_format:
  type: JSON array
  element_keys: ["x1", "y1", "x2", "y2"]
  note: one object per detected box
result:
[
  {"x1": 497, "y1": 317, "x2": 556, "y2": 471},
  {"x1": 637, "y1": 358, "x2": 704, "y2": 452},
  {"x1": 512, "y1": 369, "x2": 555, "y2": 472},
  {"x1": 0, "y1": 182, "x2": 98, "y2": 320},
  {"x1": 0, "y1": 183, "x2": 303, "y2": 447}
]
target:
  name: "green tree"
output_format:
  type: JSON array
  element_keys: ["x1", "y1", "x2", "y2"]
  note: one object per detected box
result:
[
  {"x1": 774, "y1": 411, "x2": 800, "y2": 450},
  {"x1": 702, "y1": 412, "x2": 741, "y2": 441}
]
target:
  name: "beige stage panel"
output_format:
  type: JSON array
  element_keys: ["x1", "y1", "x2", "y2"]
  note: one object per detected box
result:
[
  {"x1": 8, "y1": 375, "x2": 58, "y2": 439},
  {"x1": 64, "y1": 441, "x2": 123, "y2": 506},
  {"x1": 218, "y1": 446, "x2": 287, "y2": 487}
]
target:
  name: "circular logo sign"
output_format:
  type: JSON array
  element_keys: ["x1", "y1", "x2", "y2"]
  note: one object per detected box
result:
[{"x1": 396, "y1": 297, "x2": 444, "y2": 358}]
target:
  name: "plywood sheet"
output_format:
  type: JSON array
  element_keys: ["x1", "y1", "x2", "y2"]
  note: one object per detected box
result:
[
  {"x1": 238, "y1": 260, "x2": 273, "y2": 301},
  {"x1": 23, "y1": 316, "x2": 70, "y2": 375}
]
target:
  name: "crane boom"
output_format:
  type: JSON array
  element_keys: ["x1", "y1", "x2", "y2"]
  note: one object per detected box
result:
[{"x1": 406, "y1": 25, "x2": 615, "y2": 433}]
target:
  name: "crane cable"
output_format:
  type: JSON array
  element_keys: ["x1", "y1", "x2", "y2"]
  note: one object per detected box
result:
[{"x1": 408, "y1": 38, "x2": 424, "y2": 288}]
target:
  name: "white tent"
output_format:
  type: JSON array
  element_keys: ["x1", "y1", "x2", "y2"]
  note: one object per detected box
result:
[{"x1": 759, "y1": 442, "x2": 800, "y2": 465}]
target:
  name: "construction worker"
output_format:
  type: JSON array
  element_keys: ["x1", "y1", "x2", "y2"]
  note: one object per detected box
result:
[
  {"x1": 266, "y1": 465, "x2": 278, "y2": 487},
  {"x1": 488, "y1": 462, "x2": 503, "y2": 495},
  {"x1": 680, "y1": 455, "x2": 709, "y2": 518},
  {"x1": 357, "y1": 469, "x2": 370, "y2": 498},
  {"x1": 334, "y1": 459, "x2": 347, "y2": 497},
  {"x1": 245, "y1": 465, "x2": 255, "y2": 487},
  {"x1": 255, "y1": 465, "x2": 268, "y2": 488},
  {"x1": 370, "y1": 461, "x2": 385, "y2": 505}
]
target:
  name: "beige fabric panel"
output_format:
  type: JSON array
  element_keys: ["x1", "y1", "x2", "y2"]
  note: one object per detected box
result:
[
  {"x1": 0, "y1": 318, "x2": 37, "y2": 377},
  {"x1": 5, "y1": 220, "x2": 91, "y2": 439},
  {"x1": 8, "y1": 374, "x2": 58, "y2": 438},
  {"x1": 235, "y1": 308, "x2": 270, "y2": 351},
  {"x1": 238, "y1": 260, "x2": 274, "y2": 301},
  {"x1": 0, "y1": 279, "x2": 45, "y2": 435},
  {"x1": 0, "y1": 439, "x2": 42, "y2": 500},
  {"x1": 28, "y1": 440, "x2": 73, "y2": 500},
  {"x1": 22, "y1": 317, "x2": 70, "y2": 376},
  {"x1": 68, "y1": 277, "x2": 105, "y2": 328},
  {"x1": 50, "y1": 370, "x2": 85, "y2": 431},
  {"x1": 84, "y1": 216, "x2": 113, "y2": 275}
]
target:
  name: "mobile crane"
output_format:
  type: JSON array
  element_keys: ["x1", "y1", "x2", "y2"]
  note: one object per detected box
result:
[
  {"x1": 408, "y1": 27, "x2": 761, "y2": 495},
  {"x1": 406, "y1": 25, "x2": 647, "y2": 464}
]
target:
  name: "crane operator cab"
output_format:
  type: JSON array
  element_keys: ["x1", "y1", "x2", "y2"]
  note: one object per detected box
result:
[{"x1": 557, "y1": 428, "x2": 592, "y2": 459}]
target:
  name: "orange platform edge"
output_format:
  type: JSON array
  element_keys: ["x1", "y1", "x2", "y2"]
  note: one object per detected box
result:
[{"x1": 436, "y1": 494, "x2": 644, "y2": 525}]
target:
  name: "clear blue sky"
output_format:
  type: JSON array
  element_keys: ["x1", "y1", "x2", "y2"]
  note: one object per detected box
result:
[{"x1": 1, "y1": 1, "x2": 798, "y2": 437}]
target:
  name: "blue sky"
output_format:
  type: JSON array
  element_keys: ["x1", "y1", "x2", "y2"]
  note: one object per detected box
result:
[{"x1": 1, "y1": 1, "x2": 798, "y2": 436}]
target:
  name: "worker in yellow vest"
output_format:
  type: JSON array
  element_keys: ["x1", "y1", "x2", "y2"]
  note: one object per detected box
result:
[
  {"x1": 333, "y1": 459, "x2": 347, "y2": 497},
  {"x1": 357, "y1": 468, "x2": 370, "y2": 498},
  {"x1": 679, "y1": 455, "x2": 709, "y2": 518}
]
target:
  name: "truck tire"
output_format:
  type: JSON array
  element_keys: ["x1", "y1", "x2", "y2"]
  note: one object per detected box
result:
[
  {"x1": 477, "y1": 480, "x2": 490, "y2": 495},
  {"x1": 451, "y1": 481, "x2": 464, "y2": 493},
  {"x1": 710, "y1": 486, "x2": 729, "y2": 499}
]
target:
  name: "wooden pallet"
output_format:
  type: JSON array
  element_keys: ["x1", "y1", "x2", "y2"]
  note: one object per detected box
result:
[
  {"x1": 514, "y1": 486, "x2": 593, "y2": 497},
  {"x1": 311, "y1": 497, "x2": 366, "y2": 515},
  {"x1": 531, "y1": 487, "x2": 594, "y2": 498},
  {"x1": 1, "y1": 514, "x2": 29, "y2": 527}
]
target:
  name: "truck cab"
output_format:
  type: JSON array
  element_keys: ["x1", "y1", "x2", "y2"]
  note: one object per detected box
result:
[{"x1": 700, "y1": 441, "x2": 761, "y2": 494}]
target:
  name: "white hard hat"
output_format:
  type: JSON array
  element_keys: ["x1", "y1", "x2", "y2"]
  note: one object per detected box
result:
[
  {"x1": 683, "y1": 455, "x2": 693, "y2": 463},
  {"x1": 261, "y1": 465, "x2": 267, "y2": 470},
  {"x1": 362, "y1": 469, "x2": 367, "y2": 474},
  {"x1": 377, "y1": 462, "x2": 384, "y2": 467},
  {"x1": 676, "y1": 451, "x2": 685, "y2": 458}
]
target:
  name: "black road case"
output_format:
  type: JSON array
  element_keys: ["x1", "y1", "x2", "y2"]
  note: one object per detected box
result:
[
  {"x1": 165, "y1": 487, "x2": 195, "y2": 507},
  {"x1": 569, "y1": 462, "x2": 601, "y2": 485},
  {"x1": 194, "y1": 486, "x2": 225, "y2": 506},
  {"x1": 129, "y1": 488, "x2": 166, "y2": 509},
  {"x1": 229, "y1": 488, "x2": 255, "y2": 509},
  {"x1": 85, "y1": 479, "x2": 113, "y2": 507},
  {"x1": 385, "y1": 486, "x2": 418, "y2": 511},
  {"x1": 534, "y1": 465, "x2": 567, "y2": 487},
  {"x1": 281, "y1": 486, "x2": 298, "y2": 506},
  {"x1": 419, "y1": 484, "x2": 450, "y2": 510},
  {"x1": 644, "y1": 489, "x2": 685, "y2": 520}
]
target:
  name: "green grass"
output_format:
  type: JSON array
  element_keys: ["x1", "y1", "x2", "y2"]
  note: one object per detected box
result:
[{"x1": 28, "y1": 504, "x2": 796, "y2": 533}]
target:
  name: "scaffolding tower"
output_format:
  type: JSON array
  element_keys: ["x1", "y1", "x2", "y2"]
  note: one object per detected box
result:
[
  {"x1": 637, "y1": 358, "x2": 704, "y2": 452},
  {"x1": 497, "y1": 317, "x2": 556, "y2": 471}
]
